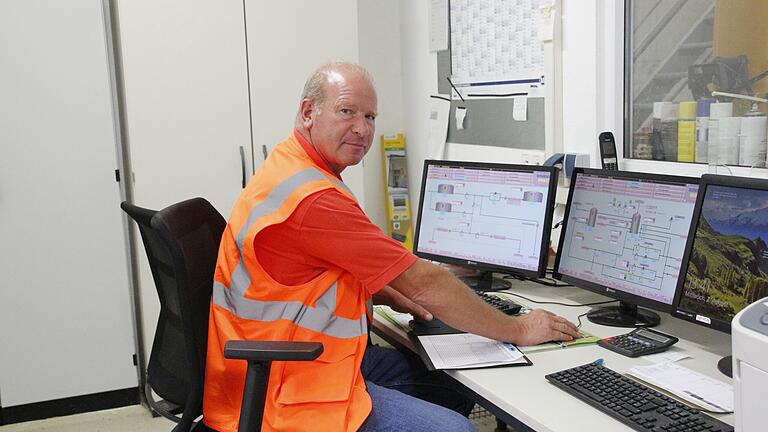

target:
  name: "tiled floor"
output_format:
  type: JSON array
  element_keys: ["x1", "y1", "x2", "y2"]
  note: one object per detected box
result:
[
  {"x1": 0, "y1": 406, "x2": 170, "y2": 432},
  {"x1": 0, "y1": 405, "x2": 507, "y2": 432}
]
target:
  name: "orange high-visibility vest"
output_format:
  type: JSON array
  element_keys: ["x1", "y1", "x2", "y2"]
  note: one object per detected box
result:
[{"x1": 202, "y1": 134, "x2": 372, "y2": 432}]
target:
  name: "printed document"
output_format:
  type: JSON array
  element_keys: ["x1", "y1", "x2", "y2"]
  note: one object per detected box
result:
[
  {"x1": 628, "y1": 362, "x2": 733, "y2": 413},
  {"x1": 417, "y1": 333, "x2": 528, "y2": 369}
]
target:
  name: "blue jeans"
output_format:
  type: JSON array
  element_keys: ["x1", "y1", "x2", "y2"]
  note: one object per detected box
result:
[{"x1": 357, "y1": 345, "x2": 476, "y2": 432}]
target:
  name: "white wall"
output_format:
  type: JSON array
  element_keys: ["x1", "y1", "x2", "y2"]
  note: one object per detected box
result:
[
  {"x1": 560, "y1": 0, "x2": 600, "y2": 165},
  {"x1": 357, "y1": 0, "x2": 405, "y2": 229},
  {"x1": 399, "y1": 0, "x2": 439, "y2": 214}
]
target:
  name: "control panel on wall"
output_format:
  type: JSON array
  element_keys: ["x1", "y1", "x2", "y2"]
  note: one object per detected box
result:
[
  {"x1": 599, "y1": 131, "x2": 619, "y2": 170},
  {"x1": 382, "y1": 134, "x2": 414, "y2": 250},
  {"x1": 389, "y1": 194, "x2": 411, "y2": 243}
]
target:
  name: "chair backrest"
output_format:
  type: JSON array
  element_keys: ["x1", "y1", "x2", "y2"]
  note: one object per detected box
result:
[{"x1": 121, "y1": 198, "x2": 225, "y2": 431}]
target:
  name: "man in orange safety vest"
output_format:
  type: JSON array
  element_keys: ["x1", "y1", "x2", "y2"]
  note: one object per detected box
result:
[{"x1": 201, "y1": 62, "x2": 580, "y2": 432}]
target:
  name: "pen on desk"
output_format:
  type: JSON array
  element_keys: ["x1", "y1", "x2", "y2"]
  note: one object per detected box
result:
[{"x1": 682, "y1": 390, "x2": 728, "y2": 412}]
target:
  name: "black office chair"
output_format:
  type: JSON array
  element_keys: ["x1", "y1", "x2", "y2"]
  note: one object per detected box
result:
[{"x1": 121, "y1": 198, "x2": 322, "y2": 432}]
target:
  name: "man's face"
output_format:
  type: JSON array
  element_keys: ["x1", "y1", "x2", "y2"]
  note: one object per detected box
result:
[{"x1": 303, "y1": 70, "x2": 377, "y2": 174}]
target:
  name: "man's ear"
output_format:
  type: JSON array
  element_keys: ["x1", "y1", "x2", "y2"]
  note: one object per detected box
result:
[{"x1": 300, "y1": 99, "x2": 315, "y2": 129}]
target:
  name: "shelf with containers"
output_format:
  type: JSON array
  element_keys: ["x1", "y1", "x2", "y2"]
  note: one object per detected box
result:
[{"x1": 624, "y1": 0, "x2": 768, "y2": 170}]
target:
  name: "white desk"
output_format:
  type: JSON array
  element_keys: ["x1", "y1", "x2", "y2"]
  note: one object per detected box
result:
[{"x1": 371, "y1": 281, "x2": 735, "y2": 431}]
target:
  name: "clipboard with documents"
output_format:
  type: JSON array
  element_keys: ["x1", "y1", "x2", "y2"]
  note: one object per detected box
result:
[
  {"x1": 408, "y1": 331, "x2": 532, "y2": 370},
  {"x1": 374, "y1": 305, "x2": 531, "y2": 370}
]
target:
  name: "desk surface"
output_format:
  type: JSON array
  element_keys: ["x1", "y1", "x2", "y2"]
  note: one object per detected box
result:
[{"x1": 371, "y1": 280, "x2": 735, "y2": 432}]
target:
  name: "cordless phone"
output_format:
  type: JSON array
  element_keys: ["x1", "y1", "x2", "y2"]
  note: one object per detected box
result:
[{"x1": 598, "y1": 131, "x2": 619, "y2": 170}]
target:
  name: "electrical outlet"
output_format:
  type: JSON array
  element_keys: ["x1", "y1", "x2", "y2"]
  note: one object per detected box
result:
[{"x1": 520, "y1": 151, "x2": 543, "y2": 165}]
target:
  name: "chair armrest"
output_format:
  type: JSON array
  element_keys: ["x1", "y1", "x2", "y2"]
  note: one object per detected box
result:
[
  {"x1": 225, "y1": 340, "x2": 323, "y2": 432},
  {"x1": 224, "y1": 340, "x2": 323, "y2": 362}
]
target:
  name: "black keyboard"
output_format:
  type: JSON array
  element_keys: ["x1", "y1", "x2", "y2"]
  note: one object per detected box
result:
[
  {"x1": 546, "y1": 363, "x2": 733, "y2": 432},
  {"x1": 477, "y1": 291, "x2": 522, "y2": 315}
]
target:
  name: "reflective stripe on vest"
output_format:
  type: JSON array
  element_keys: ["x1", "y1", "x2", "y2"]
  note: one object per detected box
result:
[
  {"x1": 234, "y1": 168, "x2": 352, "y2": 250},
  {"x1": 212, "y1": 166, "x2": 367, "y2": 339}
]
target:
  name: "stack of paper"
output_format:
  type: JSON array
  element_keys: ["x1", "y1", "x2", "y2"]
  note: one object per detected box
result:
[
  {"x1": 373, "y1": 305, "x2": 412, "y2": 332},
  {"x1": 627, "y1": 362, "x2": 733, "y2": 413}
]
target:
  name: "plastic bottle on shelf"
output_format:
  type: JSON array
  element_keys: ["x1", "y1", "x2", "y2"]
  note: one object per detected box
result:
[
  {"x1": 707, "y1": 102, "x2": 735, "y2": 167},
  {"x1": 660, "y1": 102, "x2": 678, "y2": 161},
  {"x1": 651, "y1": 102, "x2": 669, "y2": 160},
  {"x1": 633, "y1": 127, "x2": 653, "y2": 160},
  {"x1": 677, "y1": 101, "x2": 696, "y2": 162},
  {"x1": 739, "y1": 102, "x2": 767, "y2": 167},
  {"x1": 695, "y1": 98, "x2": 714, "y2": 163}
]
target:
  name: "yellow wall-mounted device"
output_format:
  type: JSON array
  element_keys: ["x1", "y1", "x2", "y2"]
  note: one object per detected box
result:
[{"x1": 381, "y1": 133, "x2": 413, "y2": 251}]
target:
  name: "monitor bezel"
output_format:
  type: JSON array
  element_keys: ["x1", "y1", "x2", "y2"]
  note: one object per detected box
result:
[
  {"x1": 671, "y1": 173, "x2": 768, "y2": 334},
  {"x1": 413, "y1": 159, "x2": 558, "y2": 279},
  {"x1": 552, "y1": 168, "x2": 700, "y2": 313}
]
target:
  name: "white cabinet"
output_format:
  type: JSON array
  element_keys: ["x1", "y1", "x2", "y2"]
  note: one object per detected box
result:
[
  {"x1": 115, "y1": 0, "x2": 253, "y2": 217},
  {"x1": 114, "y1": 1, "x2": 254, "y2": 359},
  {"x1": 0, "y1": 0, "x2": 137, "y2": 407},
  {"x1": 116, "y1": 0, "x2": 365, "y2": 362}
]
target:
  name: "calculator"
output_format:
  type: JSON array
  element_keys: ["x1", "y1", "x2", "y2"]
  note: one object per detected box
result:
[{"x1": 597, "y1": 327, "x2": 678, "y2": 357}]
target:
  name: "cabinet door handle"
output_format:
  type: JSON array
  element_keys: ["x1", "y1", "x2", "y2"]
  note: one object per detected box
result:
[{"x1": 239, "y1": 146, "x2": 247, "y2": 188}]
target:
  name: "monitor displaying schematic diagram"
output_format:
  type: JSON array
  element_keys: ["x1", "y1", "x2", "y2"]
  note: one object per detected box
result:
[
  {"x1": 413, "y1": 160, "x2": 558, "y2": 280},
  {"x1": 553, "y1": 169, "x2": 700, "y2": 325}
]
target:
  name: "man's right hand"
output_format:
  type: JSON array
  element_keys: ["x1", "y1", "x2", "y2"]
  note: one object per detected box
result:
[{"x1": 512, "y1": 309, "x2": 580, "y2": 345}]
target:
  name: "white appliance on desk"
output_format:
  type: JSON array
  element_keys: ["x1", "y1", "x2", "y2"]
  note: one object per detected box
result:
[{"x1": 732, "y1": 296, "x2": 768, "y2": 432}]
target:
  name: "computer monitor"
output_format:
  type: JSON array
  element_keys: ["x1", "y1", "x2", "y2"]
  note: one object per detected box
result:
[
  {"x1": 413, "y1": 160, "x2": 558, "y2": 291},
  {"x1": 553, "y1": 168, "x2": 700, "y2": 327},
  {"x1": 672, "y1": 174, "x2": 768, "y2": 377}
]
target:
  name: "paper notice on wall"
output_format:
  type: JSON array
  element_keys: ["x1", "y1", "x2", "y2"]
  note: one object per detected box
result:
[
  {"x1": 429, "y1": 0, "x2": 449, "y2": 52},
  {"x1": 427, "y1": 95, "x2": 451, "y2": 159},
  {"x1": 513, "y1": 96, "x2": 528, "y2": 121},
  {"x1": 540, "y1": 0, "x2": 555, "y2": 41},
  {"x1": 455, "y1": 106, "x2": 468, "y2": 130}
]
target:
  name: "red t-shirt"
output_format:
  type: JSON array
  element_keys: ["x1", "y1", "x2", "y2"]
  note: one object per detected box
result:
[{"x1": 254, "y1": 131, "x2": 417, "y2": 295}]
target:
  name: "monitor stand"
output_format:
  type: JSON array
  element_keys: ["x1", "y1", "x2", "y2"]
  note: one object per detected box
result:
[
  {"x1": 587, "y1": 301, "x2": 660, "y2": 328},
  {"x1": 717, "y1": 355, "x2": 733, "y2": 378},
  {"x1": 460, "y1": 271, "x2": 511, "y2": 292}
]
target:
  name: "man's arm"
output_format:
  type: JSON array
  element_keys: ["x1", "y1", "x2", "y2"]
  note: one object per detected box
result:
[
  {"x1": 388, "y1": 259, "x2": 580, "y2": 346},
  {"x1": 373, "y1": 285, "x2": 433, "y2": 321}
]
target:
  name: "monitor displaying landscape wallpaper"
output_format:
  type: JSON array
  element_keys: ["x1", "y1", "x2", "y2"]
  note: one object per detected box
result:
[{"x1": 678, "y1": 184, "x2": 768, "y2": 322}]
